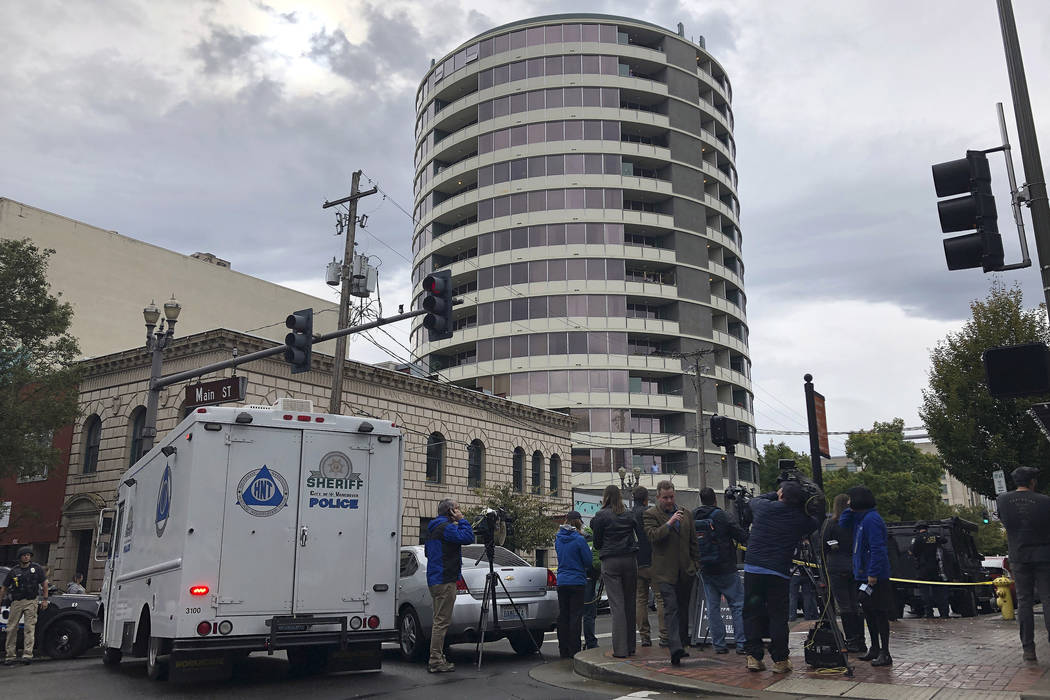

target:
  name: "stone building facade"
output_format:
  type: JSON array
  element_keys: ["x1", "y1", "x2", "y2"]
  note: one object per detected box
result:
[{"x1": 52, "y1": 329, "x2": 572, "y2": 590}]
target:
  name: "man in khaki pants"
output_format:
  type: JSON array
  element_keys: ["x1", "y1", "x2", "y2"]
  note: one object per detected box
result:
[
  {"x1": 2, "y1": 546, "x2": 50, "y2": 665},
  {"x1": 423, "y1": 499, "x2": 475, "y2": 673},
  {"x1": 631, "y1": 486, "x2": 666, "y2": 646}
]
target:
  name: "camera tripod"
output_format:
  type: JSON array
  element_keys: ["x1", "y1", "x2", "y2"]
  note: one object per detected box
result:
[
  {"x1": 473, "y1": 536, "x2": 544, "y2": 669},
  {"x1": 796, "y1": 537, "x2": 853, "y2": 676}
]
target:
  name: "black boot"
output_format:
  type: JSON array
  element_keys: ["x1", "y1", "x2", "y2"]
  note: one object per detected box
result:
[{"x1": 870, "y1": 651, "x2": 892, "y2": 667}]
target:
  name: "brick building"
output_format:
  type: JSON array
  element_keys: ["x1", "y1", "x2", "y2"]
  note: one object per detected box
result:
[{"x1": 50, "y1": 328, "x2": 572, "y2": 590}]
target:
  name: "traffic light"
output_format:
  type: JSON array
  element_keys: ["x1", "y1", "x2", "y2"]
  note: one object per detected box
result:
[
  {"x1": 710, "y1": 415, "x2": 739, "y2": 447},
  {"x1": 983, "y1": 342, "x2": 1050, "y2": 398},
  {"x1": 981, "y1": 510, "x2": 991, "y2": 524},
  {"x1": 284, "y1": 308, "x2": 313, "y2": 374},
  {"x1": 421, "y1": 270, "x2": 453, "y2": 342},
  {"x1": 931, "y1": 150, "x2": 1003, "y2": 272}
]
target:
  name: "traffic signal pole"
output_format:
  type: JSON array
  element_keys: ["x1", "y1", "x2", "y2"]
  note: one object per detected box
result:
[
  {"x1": 997, "y1": 0, "x2": 1050, "y2": 318},
  {"x1": 323, "y1": 171, "x2": 378, "y2": 414}
]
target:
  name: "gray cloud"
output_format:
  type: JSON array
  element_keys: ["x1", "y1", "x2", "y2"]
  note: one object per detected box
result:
[{"x1": 192, "y1": 26, "x2": 263, "y2": 75}]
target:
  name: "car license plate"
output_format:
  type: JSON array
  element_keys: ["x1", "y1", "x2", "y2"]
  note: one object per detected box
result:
[{"x1": 500, "y1": 604, "x2": 524, "y2": 620}]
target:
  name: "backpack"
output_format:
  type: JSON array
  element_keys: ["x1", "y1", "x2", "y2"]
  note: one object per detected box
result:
[{"x1": 695, "y1": 509, "x2": 721, "y2": 565}]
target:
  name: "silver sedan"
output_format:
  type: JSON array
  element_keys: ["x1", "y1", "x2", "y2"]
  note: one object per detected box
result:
[{"x1": 396, "y1": 544, "x2": 559, "y2": 662}]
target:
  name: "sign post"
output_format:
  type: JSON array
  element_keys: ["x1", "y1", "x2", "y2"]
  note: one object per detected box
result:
[
  {"x1": 993, "y1": 469, "x2": 1008, "y2": 495},
  {"x1": 804, "y1": 374, "x2": 831, "y2": 490}
]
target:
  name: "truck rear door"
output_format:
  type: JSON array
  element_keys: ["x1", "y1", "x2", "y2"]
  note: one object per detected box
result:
[
  {"x1": 293, "y1": 430, "x2": 371, "y2": 614},
  {"x1": 217, "y1": 426, "x2": 303, "y2": 616}
]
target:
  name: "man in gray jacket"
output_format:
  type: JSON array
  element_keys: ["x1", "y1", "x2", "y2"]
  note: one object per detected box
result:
[{"x1": 997, "y1": 466, "x2": 1050, "y2": 662}]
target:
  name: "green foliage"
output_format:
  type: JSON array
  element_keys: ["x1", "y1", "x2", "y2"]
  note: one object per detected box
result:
[
  {"x1": 0, "y1": 239, "x2": 81, "y2": 483},
  {"x1": 465, "y1": 483, "x2": 560, "y2": 554},
  {"x1": 758, "y1": 441, "x2": 811, "y2": 492},
  {"x1": 920, "y1": 281, "x2": 1050, "y2": 497},
  {"x1": 950, "y1": 505, "x2": 1008, "y2": 555},
  {"x1": 823, "y1": 419, "x2": 946, "y2": 522}
]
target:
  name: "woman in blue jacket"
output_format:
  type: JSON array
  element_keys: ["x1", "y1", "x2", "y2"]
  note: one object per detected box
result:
[
  {"x1": 840, "y1": 485, "x2": 893, "y2": 667},
  {"x1": 555, "y1": 510, "x2": 593, "y2": 658}
]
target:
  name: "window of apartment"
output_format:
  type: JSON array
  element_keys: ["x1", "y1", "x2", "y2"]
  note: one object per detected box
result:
[
  {"x1": 549, "y1": 454, "x2": 561, "y2": 495},
  {"x1": 128, "y1": 406, "x2": 147, "y2": 467},
  {"x1": 512, "y1": 447, "x2": 525, "y2": 492},
  {"x1": 531, "y1": 450, "x2": 543, "y2": 494},
  {"x1": 426, "y1": 432, "x2": 445, "y2": 483},
  {"x1": 468, "y1": 439, "x2": 484, "y2": 488},
  {"x1": 82, "y1": 415, "x2": 102, "y2": 474},
  {"x1": 17, "y1": 432, "x2": 53, "y2": 482}
]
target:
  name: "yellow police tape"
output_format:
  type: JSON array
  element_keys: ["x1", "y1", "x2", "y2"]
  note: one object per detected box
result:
[{"x1": 736, "y1": 545, "x2": 996, "y2": 586}]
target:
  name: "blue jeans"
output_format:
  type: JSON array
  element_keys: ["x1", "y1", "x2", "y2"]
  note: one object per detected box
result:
[
  {"x1": 701, "y1": 571, "x2": 746, "y2": 650},
  {"x1": 583, "y1": 577, "x2": 598, "y2": 648}
]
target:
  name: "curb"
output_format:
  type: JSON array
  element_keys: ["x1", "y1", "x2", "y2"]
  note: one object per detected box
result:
[{"x1": 572, "y1": 648, "x2": 766, "y2": 697}]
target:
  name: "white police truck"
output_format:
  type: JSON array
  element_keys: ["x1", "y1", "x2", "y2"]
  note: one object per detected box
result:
[{"x1": 93, "y1": 399, "x2": 403, "y2": 681}]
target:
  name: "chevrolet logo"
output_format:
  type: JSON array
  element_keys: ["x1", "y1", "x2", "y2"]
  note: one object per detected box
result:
[{"x1": 505, "y1": 575, "x2": 514, "y2": 581}]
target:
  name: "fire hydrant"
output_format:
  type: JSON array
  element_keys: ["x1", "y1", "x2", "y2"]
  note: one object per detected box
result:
[{"x1": 994, "y1": 576, "x2": 1015, "y2": 620}]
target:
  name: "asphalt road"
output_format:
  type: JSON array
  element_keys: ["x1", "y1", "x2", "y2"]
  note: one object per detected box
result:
[{"x1": 0, "y1": 614, "x2": 695, "y2": 700}]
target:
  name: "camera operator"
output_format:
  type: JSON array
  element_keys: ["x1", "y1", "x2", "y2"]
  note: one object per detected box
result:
[
  {"x1": 694, "y1": 487, "x2": 749, "y2": 655},
  {"x1": 424, "y1": 498, "x2": 474, "y2": 673},
  {"x1": 909, "y1": 521, "x2": 949, "y2": 619},
  {"x1": 821, "y1": 494, "x2": 866, "y2": 653},
  {"x1": 840, "y1": 486, "x2": 892, "y2": 667},
  {"x1": 741, "y1": 481, "x2": 821, "y2": 674}
]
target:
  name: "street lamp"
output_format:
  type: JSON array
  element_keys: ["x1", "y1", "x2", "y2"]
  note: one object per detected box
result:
[
  {"x1": 142, "y1": 295, "x2": 182, "y2": 454},
  {"x1": 618, "y1": 465, "x2": 643, "y2": 500}
]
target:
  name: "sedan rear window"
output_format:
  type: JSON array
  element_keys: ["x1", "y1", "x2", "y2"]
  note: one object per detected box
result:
[{"x1": 461, "y1": 545, "x2": 528, "y2": 567}]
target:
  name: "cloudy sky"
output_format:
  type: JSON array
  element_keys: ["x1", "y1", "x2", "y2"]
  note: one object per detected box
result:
[{"x1": 3, "y1": 0, "x2": 1049, "y2": 454}]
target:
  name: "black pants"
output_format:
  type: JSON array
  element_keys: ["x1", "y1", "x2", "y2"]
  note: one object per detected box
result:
[
  {"x1": 557, "y1": 585, "x2": 585, "y2": 658},
  {"x1": 1012, "y1": 561, "x2": 1050, "y2": 651},
  {"x1": 743, "y1": 572, "x2": 790, "y2": 662},
  {"x1": 657, "y1": 576, "x2": 694, "y2": 656},
  {"x1": 859, "y1": 578, "x2": 893, "y2": 654},
  {"x1": 919, "y1": 582, "x2": 950, "y2": 616}
]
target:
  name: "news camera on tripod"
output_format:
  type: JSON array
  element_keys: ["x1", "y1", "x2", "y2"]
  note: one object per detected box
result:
[{"x1": 740, "y1": 462, "x2": 824, "y2": 674}]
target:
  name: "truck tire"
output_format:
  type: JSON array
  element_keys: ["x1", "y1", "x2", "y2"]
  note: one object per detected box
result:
[
  {"x1": 506, "y1": 629, "x2": 543, "y2": 656},
  {"x1": 43, "y1": 619, "x2": 86, "y2": 660},
  {"x1": 146, "y1": 637, "x2": 171, "y2": 681},
  {"x1": 398, "y1": 606, "x2": 428, "y2": 662},
  {"x1": 102, "y1": 646, "x2": 123, "y2": 668}
]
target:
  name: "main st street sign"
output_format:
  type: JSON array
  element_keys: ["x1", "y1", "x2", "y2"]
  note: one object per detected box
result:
[{"x1": 184, "y1": 376, "x2": 248, "y2": 408}]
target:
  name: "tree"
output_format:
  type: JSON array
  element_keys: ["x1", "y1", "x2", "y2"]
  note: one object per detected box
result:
[
  {"x1": 0, "y1": 239, "x2": 81, "y2": 484},
  {"x1": 920, "y1": 281, "x2": 1050, "y2": 497},
  {"x1": 465, "y1": 483, "x2": 560, "y2": 554},
  {"x1": 758, "y1": 441, "x2": 811, "y2": 492},
  {"x1": 823, "y1": 419, "x2": 946, "y2": 522}
]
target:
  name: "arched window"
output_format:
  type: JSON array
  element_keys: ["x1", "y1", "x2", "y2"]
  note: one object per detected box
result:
[
  {"x1": 82, "y1": 415, "x2": 102, "y2": 474},
  {"x1": 468, "y1": 439, "x2": 485, "y2": 488},
  {"x1": 128, "y1": 406, "x2": 146, "y2": 467},
  {"x1": 512, "y1": 447, "x2": 525, "y2": 492},
  {"x1": 426, "y1": 433, "x2": 445, "y2": 483},
  {"x1": 549, "y1": 454, "x2": 561, "y2": 495},
  {"x1": 531, "y1": 450, "x2": 543, "y2": 494}
]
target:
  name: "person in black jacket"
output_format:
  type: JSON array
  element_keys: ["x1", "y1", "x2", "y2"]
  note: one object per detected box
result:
[
  {"x1": 909, "y1": 522, "x2": 950, "y2": 618},
  {"x1": 996, "y1": 466, "x2": 1050, "y2": 662},
  {"x1": 821, "y1": 493, "x2": 866, "y2": 653},
  {"x1": 592, "y1": 484, "x2": 645, "y2": 657},
  {"x1": 742, "y1": 482, "x2": 821, "y2": 674},
  {"x1": 632, "y1": 486, "x2": 666, "y2": 647},
  {"x1": 694, "y1": 487, "x2": 749, "y2": 654}
]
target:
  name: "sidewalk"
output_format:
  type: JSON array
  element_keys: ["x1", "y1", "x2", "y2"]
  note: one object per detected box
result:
[{"x1": 574, "y1": 613, "x2": 1050, "y2": 699}]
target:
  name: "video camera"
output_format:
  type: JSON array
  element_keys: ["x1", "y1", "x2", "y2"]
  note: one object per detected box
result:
[
  {"x1": 473, "y1": 507, "x2": 513, "y2": 547},
  {"x1": 725, "y1": 484, "x2": 754, "y2": 529},
  {"x1": 775, "y1": 459, "x2": 826, "y2": 519}
]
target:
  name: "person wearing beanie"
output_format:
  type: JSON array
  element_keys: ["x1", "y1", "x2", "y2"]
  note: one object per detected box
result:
[{"x1": 840, "y1": 486, "x2": 893, "y2": 667}]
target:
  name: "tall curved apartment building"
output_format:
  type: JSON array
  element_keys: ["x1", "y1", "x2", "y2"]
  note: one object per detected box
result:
[{"x1": 411, "y1": 14, "x2": 758, "y2": 498}]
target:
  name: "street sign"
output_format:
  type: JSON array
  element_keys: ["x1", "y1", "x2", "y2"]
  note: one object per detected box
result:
[
  {"x1": 993, "y1": 469, "x2": 1008, "y2": 495},
  {"x1": 692, "y1": 572, "x2": 742, "y2": 645},
  {"x1": 185, "y1": 376, "x2": 247, "y2": 408}
]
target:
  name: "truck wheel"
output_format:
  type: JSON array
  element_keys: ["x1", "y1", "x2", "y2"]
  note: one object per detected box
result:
[
  {"x1": 398, "y1": 606, "x2": 427, "y2": 662},
  {"x1": 507, "y1": 629, "x2": 543, "y2": 656},
  {"x1": 102, "y1": 646, "x2": 123, "y2": 668},
  {"x1": 43, "y1": 619, "x2": 85, "y2": 660},
  {"x1": 146, "y1": 637, "x2": 171, "y2": 681}
]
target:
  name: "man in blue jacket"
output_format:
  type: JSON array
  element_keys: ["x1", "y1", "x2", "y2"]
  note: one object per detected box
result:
[
  {"x1": 424, "y1": 498, "x2": 475, "y2": 673},
  {"x1": 742, "y1": 482, "x2": 821, "y2": 674}
]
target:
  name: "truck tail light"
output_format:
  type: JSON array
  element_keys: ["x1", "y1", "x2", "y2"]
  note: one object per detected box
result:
[
  {"x1": 197, "y1": 621, "x2": 212, "y2": 636},
  {"x1": 367, "y1": 616, "x2": 380, "y2": 629},
  {"x1": 217, "y1": 620, "x2": 233, "y2": 635},
  {"x1": 546, "y1": 569, "x2": 557, "y2": 590},
  {"x1": 349, "y1": 616, "x2": 362, "y2": 630},
  {"x1": 455, "y1": 577, "x2": 469, "y2": 594},
  {"x1": 190, "y1": 585, "x2": 209, "y2": 596}
]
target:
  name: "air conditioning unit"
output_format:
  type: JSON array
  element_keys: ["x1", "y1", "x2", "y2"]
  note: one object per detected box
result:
[{"x1": 272, "y1": 398, "x2": 314, "y2": 413}]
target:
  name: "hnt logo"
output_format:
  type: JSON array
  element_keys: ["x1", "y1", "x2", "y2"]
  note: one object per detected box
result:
[{"x1": 236, "y1": 466, "x2": 289, "y2": 517}]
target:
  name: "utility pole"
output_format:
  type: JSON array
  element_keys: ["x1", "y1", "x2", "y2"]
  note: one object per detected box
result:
[
  {"x1": 997, "y1": 0, "x2": 1050, "y2": 319},
  {"x1": 323, "y1": 171, "x2": 377, "y2": 414},
  {"x1": 672, "y1": 348, "x2": 714, "y2": 490}
]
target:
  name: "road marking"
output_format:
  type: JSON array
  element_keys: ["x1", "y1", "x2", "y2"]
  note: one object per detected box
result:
[
  {"x1": 544, "y1": 631, "x2": 613, "y2": 639},
  {"x1": 612, "y1": 692, "x2": 661, "y2": 699}
]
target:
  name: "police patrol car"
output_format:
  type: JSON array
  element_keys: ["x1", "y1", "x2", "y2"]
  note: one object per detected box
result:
[{"x1": 93, "y1": 399, "x2": 403, "y2": 681}]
